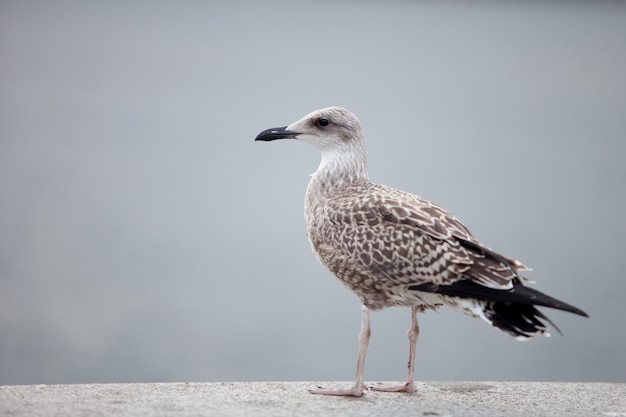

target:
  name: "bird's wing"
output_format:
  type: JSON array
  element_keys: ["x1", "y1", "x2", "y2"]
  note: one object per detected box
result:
[{"x1": 322, "y1": 182, "x2": 527, "y2": 290}]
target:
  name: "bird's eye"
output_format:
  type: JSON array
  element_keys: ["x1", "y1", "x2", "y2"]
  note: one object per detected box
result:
[{"x1": 318, "y1": 118, "x2": 329, "y2": 127}]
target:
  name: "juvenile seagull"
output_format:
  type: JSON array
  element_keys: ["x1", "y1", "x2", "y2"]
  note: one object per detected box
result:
[{"x1": 255, "y1": 106, "x2": 588, "y2": 397}]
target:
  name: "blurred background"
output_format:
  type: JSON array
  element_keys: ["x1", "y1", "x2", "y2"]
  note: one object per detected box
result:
[{"x1": 1, "y1": 1, "x2": 625, "y2": 385}]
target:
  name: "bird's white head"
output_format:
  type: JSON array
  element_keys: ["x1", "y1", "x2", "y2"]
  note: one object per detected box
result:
[{"x1": 255, "y1": 106, "x2": 368, "y2": 182}]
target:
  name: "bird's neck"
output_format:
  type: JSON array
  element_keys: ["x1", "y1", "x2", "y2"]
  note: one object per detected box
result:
[{"x1": 306, "y1": 147, "x2": 369, "y2": 198}]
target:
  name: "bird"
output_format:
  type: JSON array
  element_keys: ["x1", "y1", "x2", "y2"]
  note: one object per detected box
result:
[{"x1": 254, "y1": 106, "x2": 588, "y2": 397}]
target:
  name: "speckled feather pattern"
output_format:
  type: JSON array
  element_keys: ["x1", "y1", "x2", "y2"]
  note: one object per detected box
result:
[{"x1": 305, "y1": 177, "x2": 524, "y2": 312}]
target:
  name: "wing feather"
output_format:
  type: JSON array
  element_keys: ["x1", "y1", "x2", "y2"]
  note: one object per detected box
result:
[{"x1": 318, "y1": 181, "x2": 526, "y2": 291}]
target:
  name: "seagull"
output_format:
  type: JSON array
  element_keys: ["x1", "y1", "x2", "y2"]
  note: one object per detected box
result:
[{"x1": 255, "y1": 106, "x2": 588, "y2": 397}]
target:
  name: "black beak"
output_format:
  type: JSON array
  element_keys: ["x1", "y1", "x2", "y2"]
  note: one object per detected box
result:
[{"x1": 254, "y1": 126, "x2": 301, "y2": 141}]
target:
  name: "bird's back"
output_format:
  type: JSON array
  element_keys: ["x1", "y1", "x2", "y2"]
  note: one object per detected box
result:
[{"x1": 305, "y1": 180, "x2": 518, "y2": 308}]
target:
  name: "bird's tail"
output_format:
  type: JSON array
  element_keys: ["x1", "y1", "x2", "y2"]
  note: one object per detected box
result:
[
  {"x1": 483, "y1": 300, "x2": 557, "y2": 339},
  {"x1": 409, "y1": 281, "x2": 588, "y2": 339}
]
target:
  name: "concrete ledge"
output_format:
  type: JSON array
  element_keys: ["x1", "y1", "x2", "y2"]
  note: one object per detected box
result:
[{"x1": 1, "y1": 381, "x2": 625, "y2": 417}]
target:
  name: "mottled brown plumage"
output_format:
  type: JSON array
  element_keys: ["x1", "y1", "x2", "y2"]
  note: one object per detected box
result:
[
  {"x1": 306, "y1": 179, "x2": 525, "y2": 311},
  {"x1": 255, "y1": 106, "x2": 587, "y2": 397}
]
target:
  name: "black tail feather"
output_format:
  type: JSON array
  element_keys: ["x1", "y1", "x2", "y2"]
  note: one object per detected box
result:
[
  {"x1": 485, "y1": 301, "x2": 561, "y2": 338},
  {"x1": 409, "y1": 279, "x2": 588, "y2": 338},
  {"x1": 409, "y1": 280, "x2": 588, "y2": 317}
]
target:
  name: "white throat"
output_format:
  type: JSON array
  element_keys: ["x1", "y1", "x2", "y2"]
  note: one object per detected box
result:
[{"x1": 308, "y1": 145, "x2": 369, "y2": 195}]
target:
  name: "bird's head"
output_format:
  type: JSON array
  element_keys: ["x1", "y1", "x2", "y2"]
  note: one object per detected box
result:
[
  {"x1": 255, "y1": 106, "x2": 366, "y2": 153},
  {"x1": 255, "y1": 106, "x2": 369, "y2": 182}
]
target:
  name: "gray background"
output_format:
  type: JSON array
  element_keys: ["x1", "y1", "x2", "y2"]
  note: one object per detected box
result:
[{"x1": 1, "y1": 1, "x2": 625, "y2": 385}]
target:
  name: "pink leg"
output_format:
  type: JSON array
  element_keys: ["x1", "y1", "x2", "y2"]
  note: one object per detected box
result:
[
  {"x1": 372, "y1": 306, "x2": 419, "y2": 393},
  {"x1": 310, "y1": 305, "x2": 371, "y2": 397}
]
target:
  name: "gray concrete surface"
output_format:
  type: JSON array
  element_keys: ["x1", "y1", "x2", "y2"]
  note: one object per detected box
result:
[{"x1": 1, "y1": 381, "x2": 625, "y2": 417}]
